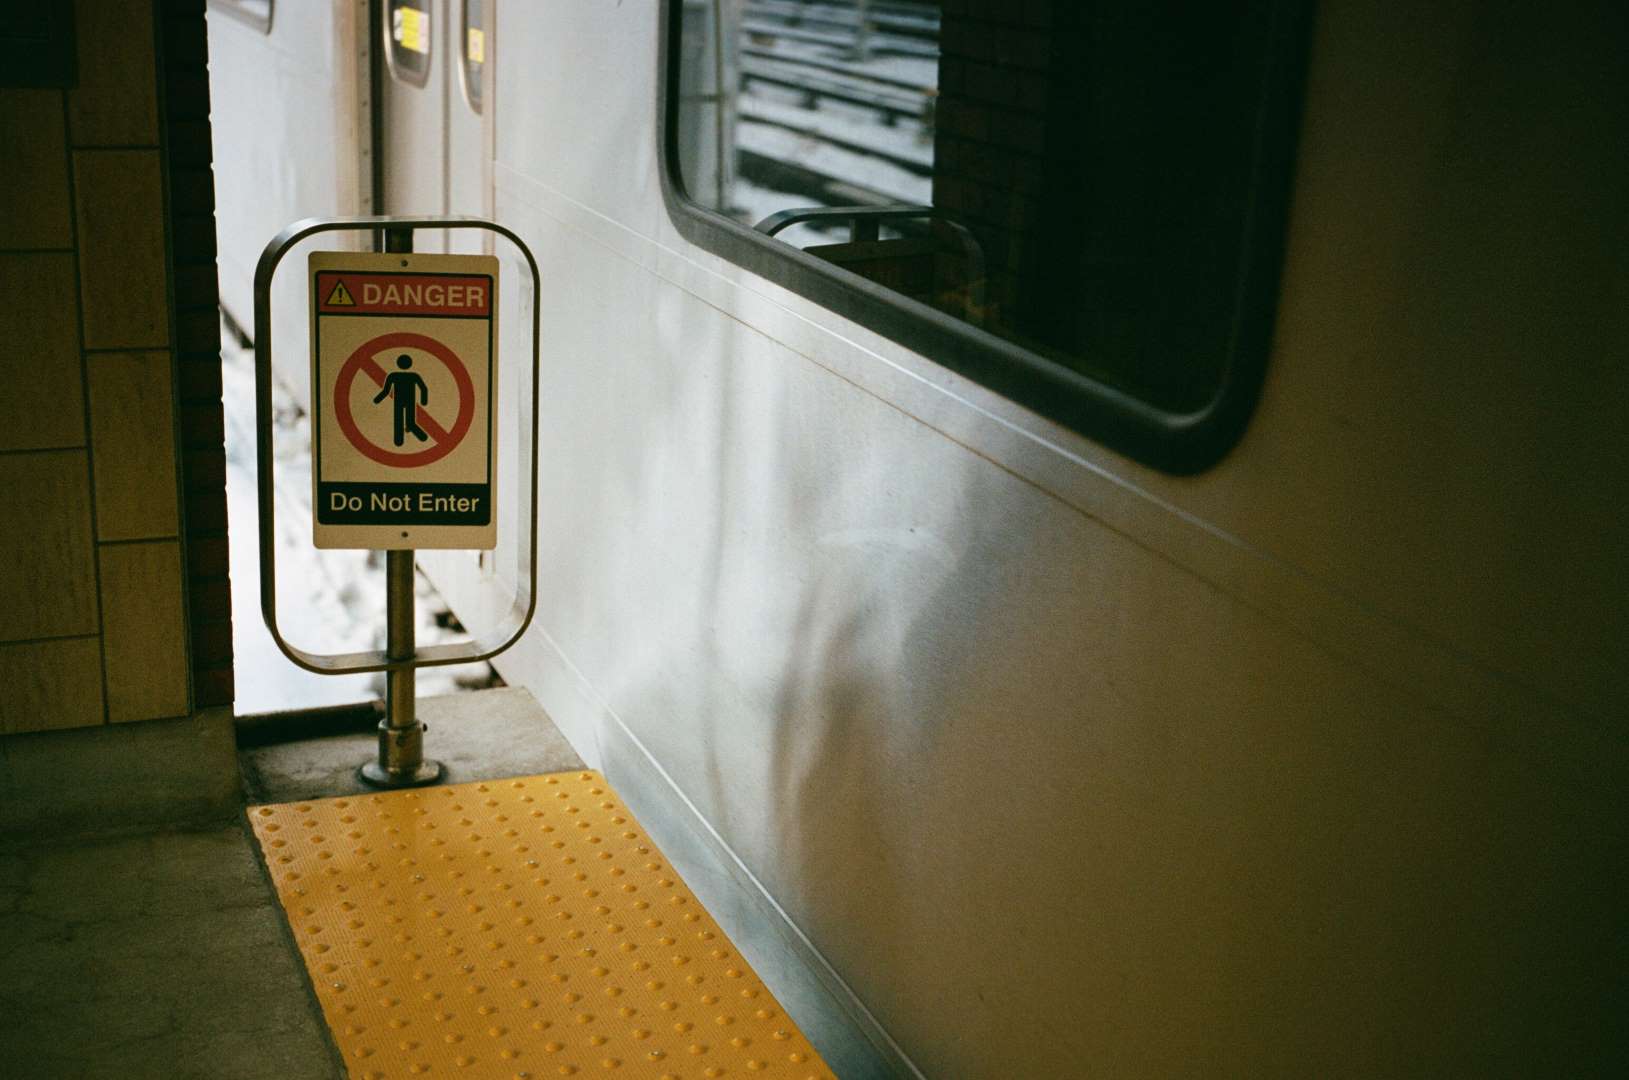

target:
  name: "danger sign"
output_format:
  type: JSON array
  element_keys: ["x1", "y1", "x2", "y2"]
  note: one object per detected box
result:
[{"x1": 309, "y1": 251, "x2": 498, "y2": 550}]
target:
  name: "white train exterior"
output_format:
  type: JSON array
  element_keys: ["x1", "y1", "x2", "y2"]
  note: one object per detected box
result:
[{"x1": 208, "y1": 2, "x2": 1627, "y2": 1076}]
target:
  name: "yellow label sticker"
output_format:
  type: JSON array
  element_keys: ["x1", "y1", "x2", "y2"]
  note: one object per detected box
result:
[
  {"x1": 467, "y1": 27, "x2": 485, "y2": 64},
  {"x1": 393, "y1": 6, "x2": 429, "y2": 54}
]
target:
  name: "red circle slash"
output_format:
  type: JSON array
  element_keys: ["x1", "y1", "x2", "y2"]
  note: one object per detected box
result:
[{"x1": 334, "y1": 331, "x2": 475, "y2": 468}]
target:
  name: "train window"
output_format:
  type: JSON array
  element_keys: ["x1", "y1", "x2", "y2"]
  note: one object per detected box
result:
[
  {"x1": 460, "y1": 0, "x2": 485, "y2": 113},
  {"x1": 386, "y1": 0, "x2": 433, "y2": 89},
  {"x1": 660, "y1": 1, "x2": 1311, "y2": 472},
  {"x1": 209, "y1": 0, "x2": 272, "y2": 34}
]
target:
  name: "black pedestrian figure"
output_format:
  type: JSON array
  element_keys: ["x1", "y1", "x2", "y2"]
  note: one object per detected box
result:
[{"x1": 373, "y1": 354, "x2": 429, "y2": 446}]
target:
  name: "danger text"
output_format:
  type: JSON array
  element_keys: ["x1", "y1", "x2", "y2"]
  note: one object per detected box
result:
[{"x1": 360, "y1": 281, "x2": 485, "y2": 310}]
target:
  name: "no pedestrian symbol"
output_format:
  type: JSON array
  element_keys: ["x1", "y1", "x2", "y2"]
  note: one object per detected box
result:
[
  {"x1": 335, "y1": 331, "x2": 474, "y2": 466},
  {"x1": 309, "y1": 251, "x2": 499, "y2": 550}
]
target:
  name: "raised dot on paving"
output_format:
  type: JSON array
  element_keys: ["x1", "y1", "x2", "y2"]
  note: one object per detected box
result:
[{"x1": 249, "y1": 770, "x2": 835, "y2": 1078}]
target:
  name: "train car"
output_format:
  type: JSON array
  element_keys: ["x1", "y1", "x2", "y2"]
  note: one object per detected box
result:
[{"x1": 207, "y1": 1, "x2": 1627, "y2": 1076}]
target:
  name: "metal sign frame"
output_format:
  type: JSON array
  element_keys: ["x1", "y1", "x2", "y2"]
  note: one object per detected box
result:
[{"x1": 253, "y1": 216, "x2": 540, "y2": 676}]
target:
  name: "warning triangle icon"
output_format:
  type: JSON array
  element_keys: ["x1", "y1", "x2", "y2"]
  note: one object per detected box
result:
[{"x1": 326, "y1": 280, "x2": 356, "y2": 306}]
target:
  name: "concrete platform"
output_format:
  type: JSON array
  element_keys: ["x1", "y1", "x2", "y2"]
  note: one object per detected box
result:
[
  {"x1": 0, "y1": 685, "x2": 574, "y2": 1080},
  {"x1": 0, "y1": 826, "x2": 341, "y2": 1079},
  {"x1": 0, "y1": 710, "x2": 240, "y2": 848},
  {"x1": 239, "y1": 686, "x2": 583, "y2": 804},
  {"x1": 0, "y1": 687, "x2": 902, "y2": 1079}
]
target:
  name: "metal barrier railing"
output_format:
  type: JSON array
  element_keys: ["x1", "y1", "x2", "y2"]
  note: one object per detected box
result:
[
  {"x1": 253, "y1": 216, "x2": 541, "y2": 786},
  {"x1": 754, "y1": 204, "x2": 986, "y2": 324}
]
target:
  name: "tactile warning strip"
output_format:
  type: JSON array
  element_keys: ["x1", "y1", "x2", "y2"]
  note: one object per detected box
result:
[{"x1": 249, "y1": 771, "x2": 835, "y2": 1080}]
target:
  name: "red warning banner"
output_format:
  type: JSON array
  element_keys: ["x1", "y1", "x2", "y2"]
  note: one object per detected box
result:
[{"x1": 316, "y1": 271, "x2": 492, "y2": 316}]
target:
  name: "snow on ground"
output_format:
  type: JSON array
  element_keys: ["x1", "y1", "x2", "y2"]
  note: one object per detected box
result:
[
  {"x1": 723, "y1": 17, "x2": 939, "y2": 242},
  {"x1": 739, "y1": 93, "x2": 933, "y2": 167},
  {"x1": 222, "y1": 328, "x2": 495, "y2": 714},
  {"x1": 754, "y1": 35, "x2": 940, "y2": 89},
  {"x1": 737, "y1": 119, "x2": 931, "y2": 206}
]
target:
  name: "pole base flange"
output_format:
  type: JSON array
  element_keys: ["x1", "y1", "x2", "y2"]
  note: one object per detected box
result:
[{"x1": 358, "y1": 759, "x2": 446, "y2": 789}]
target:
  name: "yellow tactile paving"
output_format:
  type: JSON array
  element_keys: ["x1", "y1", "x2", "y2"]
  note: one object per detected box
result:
[{"x1": 249, "y1": 771, "x2": 836, "y2": 1080}]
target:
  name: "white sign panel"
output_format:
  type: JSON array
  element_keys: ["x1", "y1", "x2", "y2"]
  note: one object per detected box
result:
[{"x1": 308, "y1": 251, "x2": 498, "y2": 550}]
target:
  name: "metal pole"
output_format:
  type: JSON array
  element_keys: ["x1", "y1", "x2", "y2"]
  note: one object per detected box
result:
[
  {"x1": 360, "y1": 225, "x2": 444, "y2": 788},
  {"x1": 852, "y1": 0, "x2": 871, "y2": 62},
  {"x1": 253, "y1": 215, "x2": 543, "y2": 677}
]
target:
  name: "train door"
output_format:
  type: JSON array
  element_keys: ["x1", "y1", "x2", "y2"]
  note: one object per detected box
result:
[
  {"x1": 379, "y1": 0, "x2": 444, "y2": 246},
  {"x1": 446, "y1": 0, "x2": 492, "y2": 254},
  {"x1": 379, "y1": 0, "x2": 493, "y2": 251},
  {"x1": 379, "y1": 0, "x2": 504, "y2": 608}
]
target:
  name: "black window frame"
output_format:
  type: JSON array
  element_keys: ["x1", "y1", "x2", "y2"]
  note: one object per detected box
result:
[{"x1": 655, "y1": 0, "x2": 1313, "y2": 474}]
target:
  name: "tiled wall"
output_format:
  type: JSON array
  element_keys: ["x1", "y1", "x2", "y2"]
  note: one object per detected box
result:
[{"x1": 0, "y1": 0, "x2": 231, "y2": 733}]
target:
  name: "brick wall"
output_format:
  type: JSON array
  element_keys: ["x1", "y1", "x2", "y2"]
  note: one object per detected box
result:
[
  {"x1": 164, "y1": 1, "x2": 234, "y2": 710},
  {"x1": 0, "y1": 0, "x2": 231, "y2": 732}
]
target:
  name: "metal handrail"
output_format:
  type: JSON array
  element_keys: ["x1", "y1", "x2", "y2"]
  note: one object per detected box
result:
[
  {"x1": 754, "y1": 204, "x2": 986, "y2": 324},
  {"x1": 252, "y1": 216, "x2": 541, "y2": 675}
]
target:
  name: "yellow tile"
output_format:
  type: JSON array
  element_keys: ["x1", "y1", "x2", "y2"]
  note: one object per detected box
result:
[
  {"x1": 0, "y1": 253, "x2": 85, "y2": 451},
  {"x1": 0, "y1": 89, "x2": 73, "y2": 249},
  {"x1": 0, "y1": 636, "x2": 105, "y2": 734},
  {"x1": 99, "y1": 539, "x2": 190, "y2": 722},
  {"x1": 88, "y1": 350, "x2": 178, "y2": 540},
  {"x1": 67, "y1": 0, "x2": 159, "y2": 146},
  {"x1": 0, "y1": 450, "x2": 98, "y2": 639},
  {"x1": 249, "y1": 772, "x2": 838, "y2": 1080},
  {"x1": 72, "y1": 149, "x2": 168, "y2": 348}
]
